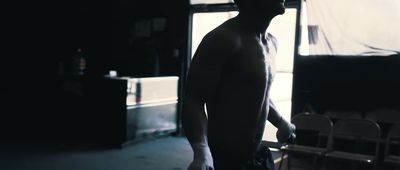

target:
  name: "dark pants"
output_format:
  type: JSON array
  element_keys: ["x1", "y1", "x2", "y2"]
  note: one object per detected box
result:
[{"x1": 210, "y1": 142, "x2": 275, "y2": 170}]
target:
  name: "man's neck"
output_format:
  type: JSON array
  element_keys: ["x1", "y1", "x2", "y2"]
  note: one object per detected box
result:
[{"x1": 236, "y1": 12, "x2": 275, "y2": 39}]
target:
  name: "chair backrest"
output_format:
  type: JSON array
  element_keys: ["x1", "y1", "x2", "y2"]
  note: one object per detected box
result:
[
  {"x1": 324, "y1": 110, "x2": 362, "y2": 122},
  {"x1": 385, "y1": 124, "x2": 400, "y2": 157},
  {"x1": 365, "y1": 109, "x2": 400, "y2": 138},
  {"x1": 292, "y1": 113, "x2": 333, "y2": 134},
  {"x1": 365, "y1": 109, "x2": 400, "y2": 124},
  {"x1": 291, "y1": 113, "x2": 333, "y2": 148},
  {"x1": 332, "y1": 118, "x2": 381, "y2": 158},
  {"x1": 388, "y1": 124, "x2": 400, "y2": 139},
  {"x1": 333, "y1": 118, "x2": 380, "y2": 139}
]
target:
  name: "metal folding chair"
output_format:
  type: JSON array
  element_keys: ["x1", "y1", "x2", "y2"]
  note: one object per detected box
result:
[
  {"x1": 279, "y1": 113, "x2": 333, "y2": 170},
  {"x1": 324, "y1": 110, "x2": 363, "y2": 123},
  {"x1": 324, "y1": 118, "x2": 381, "y2": 170},
  {"x1": 383, "y1": 124, "x2": 400, "y2": 169},
  {"x1": 365, "y1": 109, "x2": 400, "y2": 139}
]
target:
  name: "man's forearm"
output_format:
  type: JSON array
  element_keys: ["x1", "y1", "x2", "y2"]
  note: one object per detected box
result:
[
  {"x1": 182, "y1": 98, "x2": 208, "y2": 145},
  {"x1": 268, "y1": 98, "x2": 296, "y2": 143},
  {"x1": 182, "y1": 97, "x2": 214, "y2": 169},
  {"x1": 267, "y1": 98, "x2": 284, "y2": 127}
]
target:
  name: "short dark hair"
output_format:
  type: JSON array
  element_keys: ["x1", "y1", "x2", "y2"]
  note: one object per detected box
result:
[{"x1": 234, "y1": 0, "x2": 250, "y2": 9}]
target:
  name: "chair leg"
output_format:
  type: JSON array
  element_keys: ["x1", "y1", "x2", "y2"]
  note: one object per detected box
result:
[
  {"x1": 351, "y1": 162, "x2": 357, "y2": 170},
  {"x1": 287, "y1": 153, "x2": 291, "y2": 170},
  {"x1": 372, "y1": 163, "x2": 378, "y2": 170},
  {"x1": 311, "y1": 155, "x2": 318, "y2": 170},
  {"x1": 278, "y1": 151, "x2": 285, "y2": 170},
  {"x1": 322, "y1": 158, "x2": 328, "y2": 170}
]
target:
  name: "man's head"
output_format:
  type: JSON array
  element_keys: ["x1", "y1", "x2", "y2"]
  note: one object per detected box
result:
[{"x1": 234, "y1": 0, "x2": 285, "y2": 16}]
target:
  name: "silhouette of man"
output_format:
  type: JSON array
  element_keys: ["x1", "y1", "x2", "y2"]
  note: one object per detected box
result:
[{"x1": 182, "y1": 0, "x2": 296, "y2": 169}]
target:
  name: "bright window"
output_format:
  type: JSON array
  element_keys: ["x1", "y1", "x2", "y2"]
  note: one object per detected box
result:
[
  {"x1": 264, "y1": 9, "x2": 297, "y2": 142},
  {"x1": 191, "y1": 11, "x2": 239, "y2": 58}
]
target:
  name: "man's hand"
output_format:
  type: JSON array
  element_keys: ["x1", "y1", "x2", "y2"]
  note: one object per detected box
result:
[
  {"x1": 276, "y1": 119, "x2": 296, "y2": 144},
  {"x1": 188, "y1": 143, "x2": 214, "y2": 170}
]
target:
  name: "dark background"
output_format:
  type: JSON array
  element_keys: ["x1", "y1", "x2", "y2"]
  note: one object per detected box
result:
[{"x1": 0, "y1": 0, "x2": 399, "y2": 145}]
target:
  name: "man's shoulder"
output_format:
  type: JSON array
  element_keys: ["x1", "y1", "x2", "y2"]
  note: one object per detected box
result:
[
  {"x1": 203, "y1": 28, "x2": 243, "y2": 49},
  {"x1": 206, "y1": 27, "x2": 242, "y2": 41}
]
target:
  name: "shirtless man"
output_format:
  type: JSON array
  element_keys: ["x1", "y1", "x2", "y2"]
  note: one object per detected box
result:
[{"x1": 182, "y1": 0, "x2": 296, "y2": 169}]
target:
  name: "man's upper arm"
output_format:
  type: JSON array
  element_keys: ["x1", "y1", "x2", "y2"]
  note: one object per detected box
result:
[{"x1": 185, "y1": 30, "x2": 241, "y2": 101}]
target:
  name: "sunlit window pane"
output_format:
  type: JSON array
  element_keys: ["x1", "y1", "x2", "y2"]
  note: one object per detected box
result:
[
  {"x1": 191, "y1": 11, "x2": 238, "y2": 58},
  {"x1": 264, "y1": 9, "x2": 297, "y2": 142}
]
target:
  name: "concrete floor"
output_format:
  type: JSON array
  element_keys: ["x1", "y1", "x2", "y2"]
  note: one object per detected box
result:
[
  {"x1": 3, "y1": 135, "x2": 388, "y2": 170},
  {"x1": 0, "y1": 136, "x2": 289, "y2": 170},
  {"x1": 0, "y1": 136, "x2": 191, "y2": 170}
]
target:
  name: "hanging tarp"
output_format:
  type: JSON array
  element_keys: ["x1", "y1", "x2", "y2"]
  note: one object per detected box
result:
[{"x1": 304, "y1": 0, "x2": 400, "y2": 56}]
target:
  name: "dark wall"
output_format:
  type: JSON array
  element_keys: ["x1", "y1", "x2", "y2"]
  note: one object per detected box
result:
[
  {"x1": 112, "y1": 0, "x2": 188, "y2": 77},
  {"x1": 293, "y1": 54, "x2": 400, "y2": 115},
  {"x1": 0, "y1": 1, "x2": 102, "y2": 144},
  {"x1": 0, "y1": 0, "x2": 188, "y2": 144}
]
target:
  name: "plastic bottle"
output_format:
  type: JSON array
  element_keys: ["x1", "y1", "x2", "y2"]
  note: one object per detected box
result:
[
  {"x1": 73, "y1": 48, "x2": 86, "y2": 75},
  {"x1": 135, "y1": 79, "x2": 142, "y2": 104}
]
